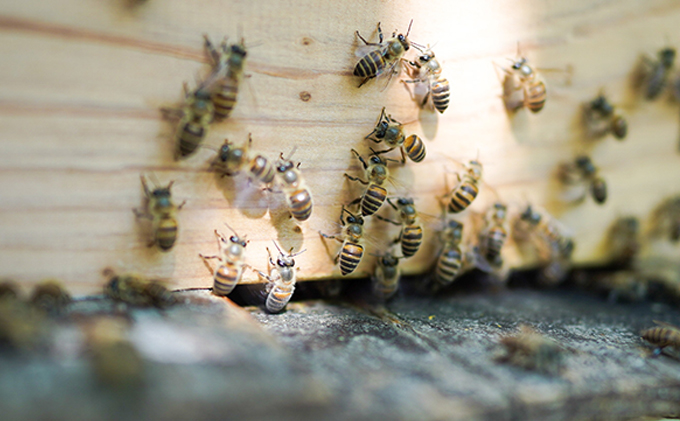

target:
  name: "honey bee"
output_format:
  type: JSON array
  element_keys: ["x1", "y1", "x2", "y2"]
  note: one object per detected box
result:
[
  {"x1": 254, "y1": 242, "x2": 305, "y2": 313},
  {"x1": 0, "y1": 294, "x2": 47, "y2": 351},
  {"x1": 275, "y1": 151, "x2": 313, "y2": 222},
  {"x1": 560, "y1": 155, "x2": 607, "y2": 204},
  {"x1": 201, "y1": 35, "x2": 248, "y2": 121},
  {"x1": 85, "y1": 317, "x2": 144, "y2": 389},
  {"x1": 583, "y1": 94, "x2": 628, "y2": 140},
  {"x1": 443, "y1": 160, "x2": 483, "y2": 213},
  {"x1": 607, "y1": 217, "x2": 640, "y2": 267},
  {"x1": 479, "y1": 202, "x2": 509, "y2": 268},
  {"x1": 344, "y1": 149, "x2": 395, "y2": 216},
  {"x1": 501, "y1": 53, "x2": 547, "y2": 113},
  {"x1": 319, "y1": 206, "x2": 366, "y2": 276},
  {"x1": 0, "y1": 280, "x2": 19, "y2": 301},
  {"x1": 653, "y1": 196, "x2": 680, "y2": 242},
  {"x1": 433, "y1": 218, "x2": 464, "y2": 289},
  {"x1": 211, "y1": 134, "x2": 276, "y2": 188},
  {"x1": 404, "y1": 45, "x2": 450, "y2": 113},
  {"x1": 29, "y1": 280, "x2": 72, "y2": 315},
  {"x1": 642, "y1": 47, "x2": 676, "y2": 100},
  {"x1": 376, "y1": 197, "x2": 424, "y2": 258},
  {"x1": 641, "y1": 321, "x2": 680, "y2": 357},
  {"x1": 103, "y1": 269, "x2": 176, "y2": 308},
  {"x1": 498, "y1": 325, "x2": 564, "y2": 375},
  {"x1": 162, "y1": 82, "x2": 215, "y2": 159},
  {"x1": 133, "y1": 174, "x2": 185, "y2": 251},
  {"x1": 353, "y1": 20, "x2": 413, "y2": 88},
  {"x1": 199, "y1": 224, "x2": 249, "y2": 297},
  {"x1": 371, "y1": 251, "x2": 402, "y2": 300},
  {"x1": 364, "y1": 107, "x2": 426, "y2": 163}
]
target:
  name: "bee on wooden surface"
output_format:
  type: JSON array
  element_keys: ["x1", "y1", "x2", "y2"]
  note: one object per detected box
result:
[
  {"x1": 30, "y1": 280, "x2": 72, "y2": 315},
  {"x1": 652, "y1": 196, "x2": 680, "y2": 242},
  {"x1": 85, "y1": 317, "x2": 144, "y2": 389},
  {"x1": 498, "y1": 325, "x2": 564, "y2": 375},
  {"x1": 103, "y1": 269, "x2": 176, "y2": 308},
  {"x1": 583, "y1": 94, "x2": 628, "y2": 140},
  {"x1": 607, "y1": 216, "x2": 640, "y2": 267},
  {"x1": 501, "y1": 52, "x2": 547, "y2": 113},
  {"x1": 0, "y1": 280, "x2": 20, "y2": 301},
  {"x1": 403, "y1": 45, "x2": 450, "y2": 113},
  {"x1": 371, "y1": 251, "x2": 402, "y2": 300},
  {"x1": 433, "y1": 218, "x2": 465, "y2": 289},
  {"x1": 211, "y1": 134, "x2": 276, "y2": 188},
  {"x1": 559, "y1": 155, "x2": 607, "y2": 205},
  {"x1": 642, "y1": 47, "x2": 676, "y2": 100},
  {"x1": 319, "y1": 206, "x2": 366, "y2": 276},
  {"x1": 442, "y1": 160, "x2": 483, "y2": 213},
  {"x1": 275, "y1": 150, "x2": 313, "y2": 222},
  {"x1": 344, "y1": 149, "x2": 395, "y2": 217},
  {"x1": 201, "y1": 35, "x2": 248, "y2": 121},
  {"x1": 479, "y1": 202, "x2": 509, "y2": 269},
  {"x1": 133, "y1": 174, "x2": 185, "y2": 252},
  {"x1": 353, "y1": 20, "x2": 413, "y2": 88},
  {"x1": 199, "y1": 224, "x2": 250, "y2": 297},
  {"x1": 254, "y1": 241, "x2": 305, "y2": 313},
  {"x1": 162, "y1": 82, "x2": 215, "y2": 159},
  {"x1": 641, "y1": 320, "x2": 680, "y2": 357},
  {"x1": 364, "y1": 107, "x2": 426, "y2": 163},
  {"x1": 376, "y1": 197, "x2": 424, "y2": 258}
]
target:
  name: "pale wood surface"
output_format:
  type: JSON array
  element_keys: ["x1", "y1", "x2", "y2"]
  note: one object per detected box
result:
[{"x1": 1, "y1": 0, "x2": 680, "y2": 294}]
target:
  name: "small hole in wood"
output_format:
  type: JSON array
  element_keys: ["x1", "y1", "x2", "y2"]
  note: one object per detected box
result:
[
  {"x1": 301, "y1": 37, "x2": 313, "y2": 46},
  {"x1": 299, "y1": 91, "x2": 312, "y2": 102}
]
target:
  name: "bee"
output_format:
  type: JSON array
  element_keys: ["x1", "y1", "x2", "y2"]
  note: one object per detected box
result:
[
  {"x1": 560, "y1": 155, "x2": 607, "y2": 205},
  {"x1": 0, "y1": 294, "x2": 47, "y2": 351},
  {"x1": 103, "y1": 269, "x2": 176, "y2": 308},
  {"x1": 479, "y1": 202, "x2": 509, "y2": 268},
  {"x1": 643, "y1": 47, "x2": 676, "y2": 100},
  {"x1": 607, "y1": 217, "x2": 640, "y2": 267},
  {"x1": 376, "y1": 197, "x2": 424, "y2": 258},
  {"x1": 344, "y1": 149, "x2": 394, "y2": 216},
  {"x1": 404, "y1": 45, "x2": 450, "y2": 113},
  {"x1": 319, "y1": 206, "x2": 366, "y2": 276},
  {"x1": 353, "y1": 20, "x2": 413, "y2": 88},
  {"x1": 641, "y1": 321, "x2": 680, "y2": 357},
  {"x1": 653, "y1": 196, "x2": 680, "y2": 242},
  {"x1": 364, "y1": 107, "x2": 426, "y2": 163},
  {"x1": 29, "y1": 280, "x2": 71, "y2": 315},
  {"x1": 371, "y1": 251, "x2": 402, "y2": 300},
  {"x1": 162, "y1": 82, "x2": 215, "y2": 159},
  {"x1": 133, "y1": 174, "x2": 185, "y2": 251},
  {"x1": 85, "y1": 317, "x2": 144, "y2": 389},
  {"x1": 433, "y1": 219, "x2": 464, "y2": 289},
  {"x1": 275, "y1": 151, "x2": 313, "y2": 222},
  {"x1": 211, "y1": 134, "x2": 276, "y2": 187},
  {"x1": 202, "y1": 35, "x2": 248, "y2": 121},
  {"x1": 498, "y1": 325, "x2": 564, "y2": 375},
  {"x1": 583, "y1": 94, "x2": 628, "y2": 140},
  {"x1": 199, "y1": 224, "x2": 249, "y2": 297},
  {"x1": 254, "y1": 241, "x2": 305, "y2": 313},
  {"x1": 443, "y1": 160, "x2": 483, "y2": 213},
  {"x1": 501, "y1": 53, "x2": 547, "y2": 113},
  {"x1": 0, "y1": 280, "x2": 19, "y2": 301}
]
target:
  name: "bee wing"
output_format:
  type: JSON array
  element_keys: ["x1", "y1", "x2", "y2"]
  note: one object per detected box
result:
[
  {"x1": 354, "y1": 43, "x2": 386, "y2": 59},
  {"x1": 653, "y1": 320, "x2": 680, "y2": 330}
]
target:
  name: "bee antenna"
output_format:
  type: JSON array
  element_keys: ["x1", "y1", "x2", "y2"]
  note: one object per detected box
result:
[
  {"x1": 223, "y1": 221, "x2": 240, "y2": 237},
  {"x1": 272, "y1": 240, "x2": 284, "y2": 255},
  {"x1": 282, "y1": 145, "x2": 297, "y2": 162},
  {"x1": 410, "y1": 42, "x2": 425, "y2": 51},
  {"x1": 406, "y1": 19, "x2": 413, "y2": 37},
  {"x1": 290, "y1": 248, "x2": 307, "y2": 258},
  {"x1": 516, "y1": 40, "x2": 521, "y2": 58}
]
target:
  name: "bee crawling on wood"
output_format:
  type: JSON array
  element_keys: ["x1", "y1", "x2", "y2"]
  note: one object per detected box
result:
[
  {"x1": 103, "y1": 268, "x2": 176, "y2": 308},
  {"x1": 319, "y1": 206, "x2": 367, "y2": 276},
  {"x1": 201, "y1": 34, "x2": 248, "y2": 121},
  {"x1": 375, "y1": 197, "x2": 424, "y2": 258},
  {"x1": 441, "y1": 159, "x2": 483, "y2": 214},
  {"x1": 499, "y1": 45, "x2": 547, "y2": 113},
  {"x1": 364, "y1": 107, "x2": 426, "y2": 164},
  {"x1": 432, "y1": 217, "x2": 465, "y2": 290},
  {"x1": 641, "y1": 47, "x2": 676, "y2": 100},
  {"x1": 344, "y1": 148, "x2": 396, "y2": 217},
  {"x1": 199, "y1": 223, "x2": 250, "y2": 297},
  {"x1": 559, "y1": 155, "x2": 607, "y2": 205},
  {"x1": 403, "y1": 44, "x2": 450, "y2": 113},
  {"x1": 29, "y1": 280, "x2": 72, "y2": 315},
  {"x1": 211, "y1": 134, "x2": 276, "y2": 189},
  {"x1": 651, "y1": 196, "x2": 680, "y2": 242},
  {"x1": 371, "y1": 250, "x2": 403, "y2": 300},
  {"x1": 254, "y1": 241, "x2": 305, "y2": 313},
  {"x1": 133, "y1": 174, "x2": 185, "y2": 252},
  {"x1": 477, "y1": 202, "x2": 509, "y2": 270},
  {"x1": 161, "y1": 82, "x2": 215, "y2": 159},
  {"x1": 353, "y1": 20, "x2": 414, "y2": 88},
  {"x1": 606, "y1": 216, "x2": 640, "y2": 268},
  {"x1": 498, "y1": 325, "x2": 565, "y2": 375},
  {"x1": 583, "y1": 93, "x2": 628, "y2": 140},
  {"x1": 0, "y1": 280, "x2": 20, "y2": 301},
  {"x1": 274, "y1": 149, "x2": 313, "y2": 222},
  {"x1": 641, "y1": 321, "x2": 680, "y2": 357}
]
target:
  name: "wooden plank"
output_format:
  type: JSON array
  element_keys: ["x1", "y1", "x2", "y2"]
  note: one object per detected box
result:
[{"x1": 0, "y1": 0, "x2": 679, "y2": 293}]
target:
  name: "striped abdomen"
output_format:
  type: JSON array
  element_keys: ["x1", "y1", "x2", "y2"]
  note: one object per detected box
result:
[
  {"x1": 431, "y1": 78, "x2": 450, "y2": 113},
  {"x1": 525, "y1": 80, "x2": 546, "y2": 113},
  {"x1": 373, "y1": 268, "x2": 399, "y2": 299},
  {"x1": 212, "y1": 263, "x2": 243, "y2": 296},
  {"x1": 448, "y1": 180, "x2": 479, "y2": 213},
  {"x1": 435, "y1": 246, "x2": 463, "y2": 286},
  {"x1": 155, "y1": 217, "x2": 178, "y2": 251},
  {"x1": 646, "y1": 67, "x2": 670, "y2": 100},
  {"x1": 400, "y1": 224, "x2": 423, "y2": 257},
  {"x1": 354, "y1": 50, "x2": 386, "y2": 78},
  {"x1": 484, "y1": 226, "x2": 507, "y2": 266},
  {"x1": 248, "y1": 155, "x2": 275, "y2": 185},
  {"x1": 266, "y1": 284, "x2": 294, "y2": 313},
  {"x1": 339, "y1": 242, "x2": 364, "y2": 275},
  {"x1": 611, "y1": 116, "x2": 627, "y2": 139},
  {"x1": 212, "y1": 78, "x2": 239, "y2": 120},
  {"x1": 641, "y1": 327, "x2": 680, "y2": 348},
  {"x1": 287, "y1": 188, "x2": 313, "y2": 221},
  {"x1": 178, "y1": 121, "x2": 207, "y2": 157},
  {"x1": 361, "y1": 184, "x2": 387, "y2": 216},
  {"x1": 403, "y1": 134, "x2": 426, "y2": 163}
]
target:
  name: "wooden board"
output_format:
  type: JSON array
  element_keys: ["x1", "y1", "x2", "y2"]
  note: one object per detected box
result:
[{"x1": 1, "y1": 0, "x2": 680, "y2": 294}]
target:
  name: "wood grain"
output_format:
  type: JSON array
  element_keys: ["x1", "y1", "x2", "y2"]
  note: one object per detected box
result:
[{"x1": 1, "y1": 0, "x2": 679, "y2": 294}]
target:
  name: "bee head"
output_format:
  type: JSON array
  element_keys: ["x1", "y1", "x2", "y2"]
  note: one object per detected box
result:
[
  {"x1": 468, "y1": 160, "x2": 483, "y2": 180},
  {"x1": 375, "y1": 121, "x2": 389, "y2": 138},
  {"x1": 660, "y1": 48, "x2": 676, "y2": 67},
  {"x1": 575, "y1": 156, "x2": 595, "y2": 174},
  {"x1": 520, "y1": 205, "x2": 541, "y2": 225},
  {"x1": 381, "y1": 253, "x2": 399, "y2": 267},
  {"x1": 511, "y1": 57, "x2": 526, "y2": 70},
  {"x1": 231, "y1": 43, "x2": 247, "y2": 57},
  {"x1": 276, "y1": 160, "x2": 295, "y2": 174},
  {"x1": 397, "y1": 197, "x2": 413, "y2": 207}
]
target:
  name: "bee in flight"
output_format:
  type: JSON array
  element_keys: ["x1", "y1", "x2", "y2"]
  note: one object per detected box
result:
[
  {"x1": 641, "y1": 320, "x2": 680, "y2": 357},
  {"x1": 103, "y1": 268, "x2": 176, "y2": 308},
  {"x1": 201, "y1": 35, "x2": 248, "y2": 121},
  {"x1": 642, "y1": 47, "x2": 675, "y2": 100},
  {"x1": 376, "y1": 197, "x2": 424, "y2": 258},
  {"x1": 371, "y1": 251, "x2": 402, "y2": 300},
  {"x1": 583, "y1": 93, "x2": 627, "y2": 140},
  {"x1": 344, "y1": 148, "x2": 397, "y2": 217},
  {"x1": 199, "y1": 224, "x2": 250, "y2": 297},
  {"x1": 353, "y1": 20, "x2": 413, "y2": 88},
  {"x1": 274, "y1": 149, "x2": 313, "y2": 222},
  {"x1": 133, "y1": 174, "x2": 185, "y2": 252},
  {"x1": 162, "y1": 82, "x2": 215, "y2": 159},
  {"x1": 559, "y1": 155, "x2": 607, "y2": 204},
  {"x1": 442, "y1": 159, "x2": 483, "y2": 213},
  {"x1": 319, "y1": 206, "x2": 366, "y2": 276},
  {"x1": 211, "y1": 134, "x2": 276, "y2": 188},
  {"x1": 500, "y1": 47, "x2": 547, "y2": 113},
  {"x1": 478, "y1": 202, "x2": 509, "y2": 269},
  {"x1": 254, "y1": 241, "x2": 305, "y2": 313},
  {"x1": 404, "y1": 44, "x2": 450, "y2": 113},
  {"x1": 433, "y1": 218, "x2": 465, "y2": 290},
  {"x1": 365, "y1": 107, "x2": 426, "y2": 163}
]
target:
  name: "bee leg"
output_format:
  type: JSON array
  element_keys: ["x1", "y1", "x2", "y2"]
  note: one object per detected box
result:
[
  {"x1": 146, "y1": 239, "x2": 157, "y2": 248},
  {"x1": 132, "y1": 208, "x2": 152, "y2": 219},
  {"x1": 358, "y1": 76, "x2": 374, "y2": 88},
  {"x1": 198, "y1": 254, "x2": 217, "y2": 274},
  {"x1": 203, "y1": 34, "x2": 222, "y2": 66},
  {"x1": 344, "y1": 173, "x2": 369, "y2": 185},
  {"x1": 651, "y1": 347, "x2": 664, "y2": 358},
  {"x1": 177, "y1": 200, "x2": 187, "y2": 211}
]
